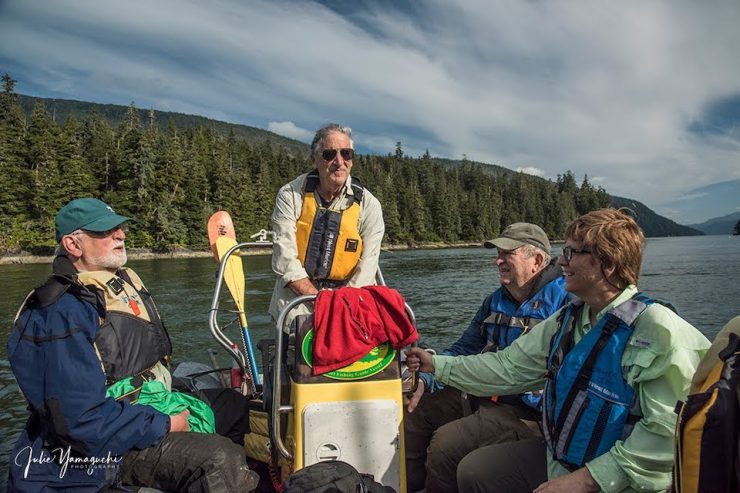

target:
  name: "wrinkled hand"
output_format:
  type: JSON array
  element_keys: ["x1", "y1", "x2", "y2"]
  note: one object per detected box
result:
[
  {"x1": 169, "y1": 410, "x2": 191, "y2": 432},
  {"x1": 406, "y1": 378, "x2": 425, "y2": 413},
  {"x1": 533, "y1": 467, "x2": 599, "y2": 493},
  {"x1": 405, "y1": 347, "x2": 435, "y2": 373},
  {"x1": 288, "y1": 277, "x2": 319, "y2": 296}
]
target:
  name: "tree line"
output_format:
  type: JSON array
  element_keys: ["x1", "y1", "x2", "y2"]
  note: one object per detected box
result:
[{"x1": 0, "y1": 74, "x2": 609, "y2": 254}]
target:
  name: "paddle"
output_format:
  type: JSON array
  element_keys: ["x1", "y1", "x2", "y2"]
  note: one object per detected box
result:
[
  {"x1": 207, "y1": 212, "x2": 260, "y2": 392},
  {"x1": 207, "y1": 210, "x2": 236, "y2": 260}
]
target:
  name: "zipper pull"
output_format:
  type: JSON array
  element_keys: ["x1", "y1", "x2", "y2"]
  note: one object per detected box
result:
[{"x1": 128, "y1": 298, "x2": 141, "y2": 316}]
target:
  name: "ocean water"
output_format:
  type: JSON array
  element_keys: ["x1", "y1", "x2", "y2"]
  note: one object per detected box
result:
[{"x1": 1, "y1": 235, "x2": 738, "y2": 484}]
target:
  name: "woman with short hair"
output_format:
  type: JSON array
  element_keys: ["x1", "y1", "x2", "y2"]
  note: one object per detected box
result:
[{"x1": 406, "y1": 208, "x2": 710, "y2": 493}]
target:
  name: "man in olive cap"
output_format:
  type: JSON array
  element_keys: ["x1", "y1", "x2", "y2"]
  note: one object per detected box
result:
[
  {"x1": 404, "y1": 222, "x2": 569, "y2": 493},
  {"x1": 8, "y1": 198, "x2": 258, "y2": 492}
]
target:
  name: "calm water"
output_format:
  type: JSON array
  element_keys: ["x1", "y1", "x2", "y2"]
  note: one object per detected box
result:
[{"x1": 1, "y1": 235, "x2": 738, "y2": 484}]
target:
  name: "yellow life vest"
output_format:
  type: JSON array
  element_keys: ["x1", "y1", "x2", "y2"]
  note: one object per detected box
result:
[
  {"x1": 296, "y1": 171, "x2": 364, "y2": 283},
  {"x1": 673, "y1": 316, "x2": 740, "y2": 493}
]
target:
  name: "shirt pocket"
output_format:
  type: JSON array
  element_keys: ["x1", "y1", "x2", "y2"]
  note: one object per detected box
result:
[{"x1": 622, "y1": 340, "x2": 659, "y2": 381}]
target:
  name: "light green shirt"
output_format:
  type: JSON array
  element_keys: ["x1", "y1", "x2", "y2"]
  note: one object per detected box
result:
[{"x1": 433, "y1": 285, "x2": 710, "y2": 492}]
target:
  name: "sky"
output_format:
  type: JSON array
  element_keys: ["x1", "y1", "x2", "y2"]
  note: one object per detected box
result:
[{"x1": 1, "y1": 0, "x2": 739, "y2": 224}]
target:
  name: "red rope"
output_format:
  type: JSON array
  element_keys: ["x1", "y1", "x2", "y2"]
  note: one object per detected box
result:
[{"x1": 269, "y1": 461, "x2": 285, "y2": 492}]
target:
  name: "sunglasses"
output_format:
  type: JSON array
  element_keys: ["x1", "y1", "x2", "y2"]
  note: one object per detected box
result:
[
  {"x1": 321, "y1": 148, "x2": 354, "y2": 162},
  {"x1": 72, "y1": 224, "x2": 128, "y2": 239},
  {"x1": 561, "y1": 246, "x2": 592, "y2": 262}
]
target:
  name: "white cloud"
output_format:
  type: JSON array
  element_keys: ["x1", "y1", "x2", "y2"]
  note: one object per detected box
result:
[
  {"x1": 516, "y1": 167, "x2": 546, "y2": 178},
  {"x1": 2, "y1": 0, "x2": 740, "y2": 221},
  {"x1": 267, "y1": 121, "x2": 313, "y2": 142}
]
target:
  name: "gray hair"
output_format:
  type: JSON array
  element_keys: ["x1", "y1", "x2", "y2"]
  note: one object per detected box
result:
[
  {"x1": 310, "y1": 123, "x2": 353, "y2": 159},
  {"x1": 54, "y1": 229, "x2": 83, "y2": 256},
  {"x1": 519, "y1": 244, "x2": 551, "y2": 267}
]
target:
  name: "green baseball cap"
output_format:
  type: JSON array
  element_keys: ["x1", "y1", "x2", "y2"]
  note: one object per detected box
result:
[
  {"x1": 55, "y1": 198, "x2": 131, "y2": 242},
  {"x1": 483, "y1": 222, "x2": 551, "y2": 254}
]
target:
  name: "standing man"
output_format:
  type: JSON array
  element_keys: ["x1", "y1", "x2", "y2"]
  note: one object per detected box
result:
[
  {"x1": 407, "y1": 209, "x2": 710, "y2": 493},
  {"x1": 269, "y1": 123, "x2": 384, "y2": 323},
  {"x1": 7, "y1": 198, "x2": 258, "y2": 492},
  {"x1": 404, "y1": 223, "x2": 569, "y2": 493}
]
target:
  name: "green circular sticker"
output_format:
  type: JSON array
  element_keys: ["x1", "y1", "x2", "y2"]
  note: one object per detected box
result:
[{"x1": 302, "y1": 329, "x2": 396, "y2": 381}]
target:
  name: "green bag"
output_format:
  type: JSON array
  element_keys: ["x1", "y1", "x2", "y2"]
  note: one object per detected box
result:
[{"x1": 107, "y1": 377, "x2": 216, "y2": 433}]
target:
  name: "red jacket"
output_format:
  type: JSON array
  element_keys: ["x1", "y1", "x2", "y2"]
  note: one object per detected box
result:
[{"x1": 312, "y1": 286, "x2": 418, "y2": 374}]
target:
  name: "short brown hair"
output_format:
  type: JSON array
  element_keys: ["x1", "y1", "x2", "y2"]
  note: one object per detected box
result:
[{"x1": 565, "y1": 208, "x2": 644, "y2": 288}]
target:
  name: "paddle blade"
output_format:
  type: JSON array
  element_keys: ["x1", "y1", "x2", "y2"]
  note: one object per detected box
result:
[
  {"x1": 207, "y1": 211, "x2": 236, "y2": 261},
  {"x1": 216, "y1": 236, "x2": 246, "y2": 315}
]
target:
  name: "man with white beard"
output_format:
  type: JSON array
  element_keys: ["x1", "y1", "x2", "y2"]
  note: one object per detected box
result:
[{"x1": 7, "y1": 198, "x2": 258, "y2": 492}]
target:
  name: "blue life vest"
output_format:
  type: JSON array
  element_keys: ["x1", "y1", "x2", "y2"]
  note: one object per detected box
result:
[
  {"x1": 483, "y1": 276, "x2": 568, "y2": 410},
  {"x1": 542, "y1": 293, "x2": 653, "y2": 470},
  {"x1": 483, "y1": 275, "x2": 568, "y2": 350}
]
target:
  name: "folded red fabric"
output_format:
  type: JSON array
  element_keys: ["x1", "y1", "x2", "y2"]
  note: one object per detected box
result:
[{"x1": 312, "y1": 285, "x2": 418, "y2": 374}]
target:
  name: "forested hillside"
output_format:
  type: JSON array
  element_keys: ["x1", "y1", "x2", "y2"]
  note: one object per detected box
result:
[
  {"x1": 1, "y1": 74, "x2": 612, "y2": 253},
  {"x1": 609, "y1": 196, "x2": 702, "y2": 237},
  {"x1": 17, "y1": 94, "x2": 310, "y2": 157}
]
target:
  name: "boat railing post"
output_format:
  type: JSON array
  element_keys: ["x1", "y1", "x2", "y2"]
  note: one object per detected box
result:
[
  {"x1": 271, "y1": 295, "x2": 315, "y2": 462},
  {"x1": 209, "y1": 241, "x2": 274, "y2": 383}
]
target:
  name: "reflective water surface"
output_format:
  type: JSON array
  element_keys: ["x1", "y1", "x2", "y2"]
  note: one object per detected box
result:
[{"x1": 1, "y1": 235, "x2": 738, "y2": 483}]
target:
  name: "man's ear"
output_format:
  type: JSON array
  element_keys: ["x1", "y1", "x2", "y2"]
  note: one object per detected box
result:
[
  {"x1": 60, "y1": 235, "x2": 82, "y2": 258},
  {"x1": 534, "y1": 252, "x2": 545, "y2": 270}
]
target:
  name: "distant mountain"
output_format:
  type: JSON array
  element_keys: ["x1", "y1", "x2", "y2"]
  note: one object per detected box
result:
[
  {"x1": 658, "y1": 178, "x2": 740, "y2": 224},
  {"x1": 18, "y1": 94, "x2": 311, "y2": 157},
  {"x1": 609, "y1": 196, "x2": 703, "y2": 237},
  {"x1": 688, "y1": 211, "x2": 740, "y2": 235}
]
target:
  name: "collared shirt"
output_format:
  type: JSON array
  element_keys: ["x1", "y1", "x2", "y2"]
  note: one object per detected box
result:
[
  {"x1": 433, "y1": 285, "x2": 710, "y2": 492},
  {"x1": 269, "y1": 172, "x2": 385, "y2": 322}
]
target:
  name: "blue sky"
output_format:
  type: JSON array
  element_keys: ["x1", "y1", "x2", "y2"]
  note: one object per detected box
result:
[{"x1": 1, "y1": 0, "x2": 739, "y2": 224}]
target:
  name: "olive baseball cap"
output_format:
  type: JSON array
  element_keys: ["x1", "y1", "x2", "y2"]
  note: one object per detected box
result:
[
  {"x1": 55, "y1": 198, "x2": 130, "y2": 242},
  {"x1": 483, "y1": 222, "x2": 551, "y2": 254}
]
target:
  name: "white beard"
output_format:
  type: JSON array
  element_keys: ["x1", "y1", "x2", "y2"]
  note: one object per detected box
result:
[{"x1": 90, "y1": 245, "x2": 127, "y2": 270}]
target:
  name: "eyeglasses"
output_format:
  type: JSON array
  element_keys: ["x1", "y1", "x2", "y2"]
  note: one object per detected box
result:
[
  {"x1": 72, "y1": 224, "x2": 128, "y2": 239},
  {"x1": 561, "y1": 246, "x2": 592, "y2": 262},
  {"x1": 321, "y1": 148, "x2": 354, "y2": 162},
  {"x1": 495, "y1": 248, "x2": 519, "y2": 258}
]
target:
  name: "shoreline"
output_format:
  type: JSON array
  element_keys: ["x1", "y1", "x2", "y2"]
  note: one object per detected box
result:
[{"x1": 0, "y1": 242, "x2": 485, "y2": 265}]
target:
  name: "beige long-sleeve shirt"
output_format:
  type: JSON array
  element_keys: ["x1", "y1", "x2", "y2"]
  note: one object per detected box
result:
[{"x1": 268, "y1": 173, "x2": 384, "y2": 323}]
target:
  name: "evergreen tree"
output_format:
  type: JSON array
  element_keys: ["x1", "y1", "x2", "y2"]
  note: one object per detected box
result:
[
  {"x1": 377, "y1": 173, "x2": 405, "y2": 243},
  {"x1": 26, "y1": 101, "x2": 65, "y2": 245},
  {"x1": 81, "y1": 109, "x2": 117, "y2": 193},
  {"x1": 0, "y1": 76, "x2": 633, "y2": 252},
  {"x1": 180, "y1": 129, "x2": 213, "y2": 247},
  {"x1": 0, "y1": 74, "x2": 31, "y2": 251},
  {"x1": 150, "y1": 120, "x2": 188, "y2": 251},
  {"x1": 57, "y1": 117, "x2": 95, "y2": 200}
]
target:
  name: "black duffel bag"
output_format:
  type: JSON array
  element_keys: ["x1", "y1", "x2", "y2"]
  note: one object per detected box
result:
[{"x1": 284, "y1": 460, "x2": 395, "y2": 493}]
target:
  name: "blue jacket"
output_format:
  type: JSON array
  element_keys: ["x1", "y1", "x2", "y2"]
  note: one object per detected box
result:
[
  {"x1": 421, "y1": 259, "x2": 569, "y2": 393},
  {"x1": 7, "y1": 268, "x2": 169, "y2": 492}
]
